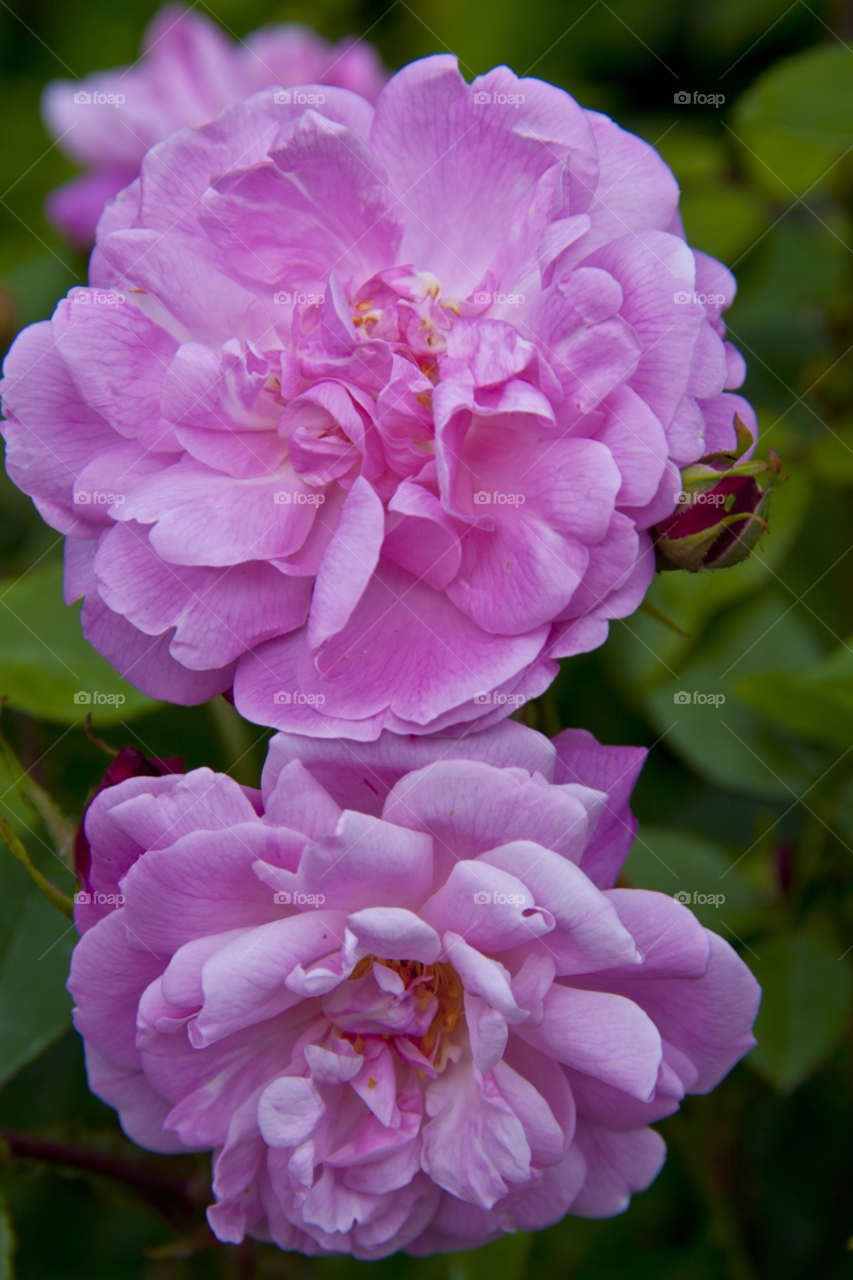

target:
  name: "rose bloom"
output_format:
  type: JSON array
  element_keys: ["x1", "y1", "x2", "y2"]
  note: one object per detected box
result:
[
  {"x1": 69, "y1": 722, "x2": 759, "y2": 1257},
  {"x1": 41, "y1": 2, "x2": 387, "y2": 246},
  {"x1": 2, "y1": 56, "x2": 755, "y2": 739},
  {"x1": 73, "y1": 744, "x2": 182, "y2": 892}
]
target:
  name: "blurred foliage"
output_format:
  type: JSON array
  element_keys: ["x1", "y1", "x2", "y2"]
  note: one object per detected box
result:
[{"x1": 1, "y1": 0, "x2": 853, "y2": 1276}]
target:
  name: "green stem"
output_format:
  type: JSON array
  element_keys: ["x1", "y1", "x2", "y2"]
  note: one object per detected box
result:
[
  {"x1": 0, "y1": 727, "x2": 76, "y2": 869},
  {"x1": 638, "y1": 597, "x2": 690, "y2": 637},
  {"x1": 0, "y1": 815, "x2": 74, "y2": 919}
]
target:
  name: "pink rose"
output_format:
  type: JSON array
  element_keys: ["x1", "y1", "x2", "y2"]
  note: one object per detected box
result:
[
  {"x1": 2, "y1": 56, "x2": 755, "y2": 737},
  {"x1": 41, "y1": 2, "x2": 388, "y2": 246},
  {"x1": 69, "y1": 722, "x2": 759, "y2": 1257}
]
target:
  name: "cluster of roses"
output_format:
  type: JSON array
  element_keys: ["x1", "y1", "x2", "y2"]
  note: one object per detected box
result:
[{"x1": 1, "y1": 6, "x2": 760, "y2": 1260}]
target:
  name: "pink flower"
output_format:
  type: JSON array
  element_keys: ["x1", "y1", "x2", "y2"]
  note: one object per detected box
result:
[
  {"x1": 2, "y1": 56, "x2": 756, "y2": 737},
  {"x1": 41, "y1": 3, "x2": 388, "y2": 246},
  {"x1": 69, "y1": 722, "x2": 759, "y2": 1257}
]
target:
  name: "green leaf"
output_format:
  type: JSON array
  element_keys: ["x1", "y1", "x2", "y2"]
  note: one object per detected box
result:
[
  {"x1": 623, "y1": 824, "x2": 761, "y2": 933},
  {"x1": 1, "y1": 248, "x2": 81, "y2": 328},
  {"x1": 732, "y1": 45, "x2": 853, "y2": 196},
  {"x1": 0, "y1": 845, "x2": 75, "y2": 1088},
  {"x1": 643, "y1": 594, "x2": 824, "y2": 800},
  {"x1": 812, "y1": 425, "x2": 853, "y2": 486},
  {"x1": 679, "y1": 186, "x2": 766, "y2": 265},
  {"x1": 0, "y1": 563, "x2": 158, "y2": 725},
  {"x1": 736, "y1": 673, "x2": 853, "y2": 752},
  {"x1": 690, "y1": 0, "x2": 805, "y2": 55},
  {"x1": 737, "y1": 636, "x2": 853, "y2": 750},
  {"x1": 748, "y1": 933, "x2": 853, "y2": 1091},
  {"x1": 651, "y1": 126, "x2": 728, "y2": 185}
]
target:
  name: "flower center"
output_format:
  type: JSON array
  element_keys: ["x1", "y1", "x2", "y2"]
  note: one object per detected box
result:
[{"x1": 348, "y1": 954, "x2": 463, "y2": 1059}]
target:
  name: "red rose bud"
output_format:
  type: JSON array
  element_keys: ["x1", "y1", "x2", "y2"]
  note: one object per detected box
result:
[
  {"x1": 653, "y1": 415, "x2": 784, "y2": 572},
  {"x1": 74, "y1": 746, "x2": 182, "y2": 890}
]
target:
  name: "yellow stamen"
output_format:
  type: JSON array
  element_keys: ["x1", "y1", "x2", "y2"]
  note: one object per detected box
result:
[{"x1": 347, "y1": 956, "x2": 463, "y2": 1063}]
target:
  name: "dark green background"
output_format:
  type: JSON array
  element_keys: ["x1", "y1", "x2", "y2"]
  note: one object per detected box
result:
[{"x1": 2, "y1": 0, "x2": 853, "y2": 1276}]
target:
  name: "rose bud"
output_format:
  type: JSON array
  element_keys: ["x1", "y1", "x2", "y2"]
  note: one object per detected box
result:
[
  {"x1": 653, "y1": 416, "x2": 784, "y2": 572},
  {"x1": 74, "y1": 746, "x2": 182, "y2": 891}
]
